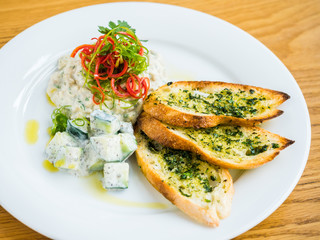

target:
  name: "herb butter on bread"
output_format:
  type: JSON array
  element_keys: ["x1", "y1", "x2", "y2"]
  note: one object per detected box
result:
[
  {"x1": 143, "y1": 81, "x2": 290, "y2": 128},
  {"x1": 135, "y1": 128, "x2": 234, "y2": 227},
  {"x1": 138, "y1": 112, "x2": 294, "y2": 169}
]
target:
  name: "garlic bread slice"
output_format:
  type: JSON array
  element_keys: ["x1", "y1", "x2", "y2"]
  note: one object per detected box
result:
[
  {"x1": 143, "y1": 81, "x2": 290, "y2": 128},
  {"x1": 135, "y1": 128, "x2": 234, "y2": 227},
  {"x1": 138, "y1": 112, "x2": 294, "y2": 169}
]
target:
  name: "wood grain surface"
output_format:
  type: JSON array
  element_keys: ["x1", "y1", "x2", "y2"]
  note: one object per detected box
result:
[{"x1": 0, "y1": 0, "x2": 319, "y2": 239}]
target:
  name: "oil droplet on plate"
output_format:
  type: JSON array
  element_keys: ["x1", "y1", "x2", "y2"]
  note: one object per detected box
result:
[
  {"x1": 46, "y1": 93, "x2": 56, "y2": 107},
  {"x1": 43, "y1": 160, "x2": 59, "y2": 172},
  {"x1": 25, "y1": 120, "x2": 39, "y2": 144},
  {"x1": 46, "y1": 127, "x2": 53, "y2": 146},
  {"x1": 42, "y1": 159, "x2": 59, "y2": 172},
  {"x1": 168, "y1": 68, "x2": 195, "y2": 82}
]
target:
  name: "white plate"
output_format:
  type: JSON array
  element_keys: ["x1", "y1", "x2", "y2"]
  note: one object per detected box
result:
[{"x1": 0, "y1": 2, "x2": 311, "y2": 239}]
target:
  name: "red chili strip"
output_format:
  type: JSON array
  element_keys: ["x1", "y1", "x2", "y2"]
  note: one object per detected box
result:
[
  {"x1": 126, "y1": 75, "x2": 143, "y2": 98},
  {"x1": 107, "y1": 37, "x2": 115, "y2": 50},
  {"x1": 141, "y1": 77, "x2": 150, "y2": 99},
  {"x1": 70, "y1": 44, "x2": 94, "y2": 58},
  {"x1": 111, "y1": 78, "x2": 130, "y2": 98},
  {"x1": 127, "y1": 75, "x2": 139, "y2": 94},
  {"x1": 93, "y1": 35, "x2": 106, "y2": 53},
  {"x1": 138, "y1": 47, "x2": 144, "y2": 56},
  {"x1": 116, "y1": 32, "x2": 143, "y2": 56},
  {"x1": 111, "y1": 60, "x2": 128, "y2": 78},
  {"x1": 117, "y1": 31, "x2": 136, "y2": 40},
  {"x1": 80, "y1": 55, "x2": 95, "y2": 75},
  {"x1": 95, "y1": 78, "x2": 107, "y2": 92},
  {"x1": 117, "y1": 84, "x2": 127, "y2": 94},
  {"x1": 91, "y1": 86, "x2": 105, "y2": 105},
  {"x1": 99, "y1": 54, "x2": 115, "y2": 79},
  {"x1": 94, "y1": 57, "x2": 101, "y2": 79}
]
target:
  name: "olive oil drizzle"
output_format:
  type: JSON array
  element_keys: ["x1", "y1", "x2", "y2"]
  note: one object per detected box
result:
[
  {"x1": 88, "y1": 173, "x2": 169, "y2": 209},
  {"x1": 46, "y1": 93, "x2": 56, "y2": 107},
  {"x1": 43, "y1": 159, "x2": 59, "y2": 172},
  {"x1": 25, "y1": 120, "x2": 39, "y2": 144}
]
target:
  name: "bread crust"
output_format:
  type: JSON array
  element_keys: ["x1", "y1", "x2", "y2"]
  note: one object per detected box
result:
[
  {"x1": 143, "y1": 81, "x2": 289, "y2": 128},
  {"x1": 137, "y1": 112, "x2": 294, "y2": 169},
  {"x1": 135, "y1": 127, "x2": 234, "y2": 227}
]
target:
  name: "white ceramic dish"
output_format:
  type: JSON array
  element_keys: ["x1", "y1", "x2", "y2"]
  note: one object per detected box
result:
[{"x1": 0, "y1": 2, "x2": 311, "y2": 239}]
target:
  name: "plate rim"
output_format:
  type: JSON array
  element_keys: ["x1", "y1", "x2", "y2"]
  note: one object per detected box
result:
[{"x1": 0, "y1": 2, "x2": 311, "y2": 239}]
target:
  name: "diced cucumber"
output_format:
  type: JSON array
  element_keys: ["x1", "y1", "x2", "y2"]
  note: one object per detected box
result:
[
  {"x1": 52, "y1": 146, "x2": 82, "y2": 172},
  {"x1": 119, "y1": 121, "x2": 134, "y2": 135},
  {"x1": 46, "y1": 132, "x2": 78, "y2": 162},
  {"x1": 90, "y1": 135, "x2": 122, "y2": 162},
  {"x1": 119, "y1": 133, "x2": 137, "y2": 161},
  {"x1": 90, "y1": 110, "x2": 120, "y2": 136},
  {"x1": 89, "y1": 159, "x2": 106, "y2": 172},
  {"x1": 67, "y1": 119, "x2": 89, "y2": 140},
  {"x1": 102, "y1": 162, "x2": 129, "y2": 190},
  {"x1": 82, "y1": 142, "x2": 105, "y2": 172}
]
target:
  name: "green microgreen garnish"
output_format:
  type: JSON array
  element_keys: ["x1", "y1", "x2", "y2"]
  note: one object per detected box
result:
[
  {"x1": 50, "y1": 105, "x2": 71, "y2": 136},
  {"x1": 72, "y1": 117, "x2": 90, "y2": 127},
  {"x1": 70, "y1": 20, "x2": 150, "y2": 107}
]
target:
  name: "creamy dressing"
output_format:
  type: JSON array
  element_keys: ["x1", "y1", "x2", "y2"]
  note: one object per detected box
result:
[{"x1": 47, "y1": 50, "x2": 168, "y2": 123}]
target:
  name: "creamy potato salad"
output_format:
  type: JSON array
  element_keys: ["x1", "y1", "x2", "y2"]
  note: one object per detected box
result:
[{"x1": 47, "y1": 51, "x2": 167, "y2": 123}]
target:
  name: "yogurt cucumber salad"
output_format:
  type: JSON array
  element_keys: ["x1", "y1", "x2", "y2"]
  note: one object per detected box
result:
[{"x1": 45, "y1": 20, "x2": 167, "y2": 190}]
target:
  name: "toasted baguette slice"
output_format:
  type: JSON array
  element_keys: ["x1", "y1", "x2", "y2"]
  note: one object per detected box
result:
[
  {"x1": 143, "y1": 81, "x2": 290, "y2": 128},
  {"x1": 135, "y1": 128, "x2": 234, "y2": 227},
  {"x1": 137, "y1": 112, "x2": 294, "y2": 169}
]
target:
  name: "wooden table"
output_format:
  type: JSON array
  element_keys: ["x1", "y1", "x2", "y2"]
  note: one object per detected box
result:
[{"x1": 0, "y1": 0, "x2": 319, "y2": 239}]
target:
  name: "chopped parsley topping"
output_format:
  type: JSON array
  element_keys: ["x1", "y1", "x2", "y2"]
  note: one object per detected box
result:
[
  {"x1": 180, "y1": 125, "x2": 278, "y2": 160},
  {"x1": 141, "y1": 131, "x2": 219, "y2": 198},
  {"x1": 272, "y1": 143, "x2": 280, "y2": 148},
  {"x1": 158, "y1": 88, "x2": 271, "y2": 118}
]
